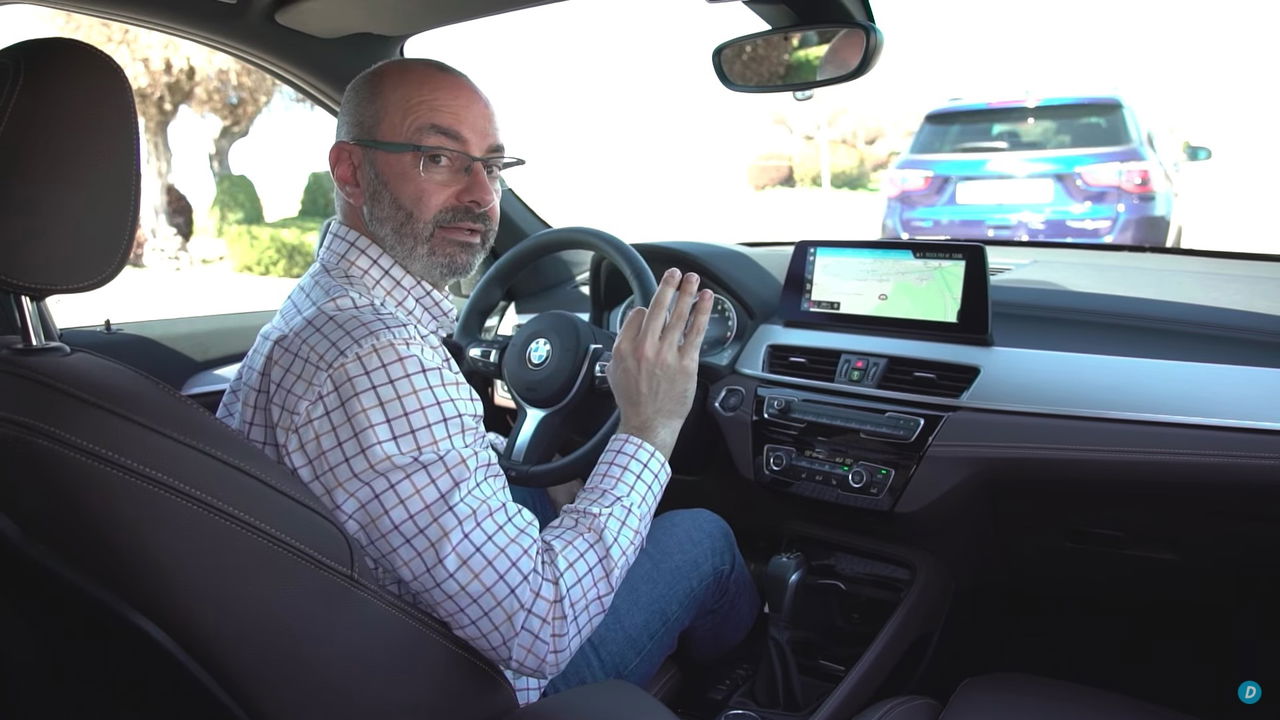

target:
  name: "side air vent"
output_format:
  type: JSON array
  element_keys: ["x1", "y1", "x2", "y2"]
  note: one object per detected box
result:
[
  {"x1": 988, "y1": 265, "x2": 1013, "y2": 276},
  {"x1": 878, "y1": 358, "x2": 979, "y2": 398},
  {"x1": 765, "y1": 345, "x2": 840, "y2": 383}
]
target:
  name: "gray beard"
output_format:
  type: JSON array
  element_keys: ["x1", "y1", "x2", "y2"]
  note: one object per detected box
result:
[{"x1": 362, "y1": 164, "x2": 497, "y2": 289}]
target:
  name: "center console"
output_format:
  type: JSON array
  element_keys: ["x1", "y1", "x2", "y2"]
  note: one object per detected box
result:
[
  {"x1": 711, "y1": 380, "x2": 949, "y2": 513},
  {"x1": 697, "y1": 370, "x2": 955, "y2": 717},
  {"x1": 752, "y1": 387, "x2": 948, "y2": 512},
  {"x1": 673, "y1": 533, "x2": 951, "y2": 720},
  {"x1": 677, "y1": 241, "x2": 983, "y2": 718}
]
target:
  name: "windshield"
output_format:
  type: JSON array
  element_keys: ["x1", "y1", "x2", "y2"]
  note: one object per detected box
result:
[{"x1": 407, "y1": 0, "x2": 1276, "y2": 262}]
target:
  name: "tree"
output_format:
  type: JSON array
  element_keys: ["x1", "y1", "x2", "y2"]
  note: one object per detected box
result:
[
  {"x1": 189, "y1": 64, "x2": 279, "y2": 178},
  {"x1": 718, "y1": 33, "x2": 792, "y2": 88},
  {"x1": 44, "y1": 8, "x2": 277, "y2": 262}
]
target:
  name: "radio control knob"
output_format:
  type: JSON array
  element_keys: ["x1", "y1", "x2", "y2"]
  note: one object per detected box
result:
[
  {"x1": 767, "y1": 450, "x2": 789, "y2": 472},
  {"x1": 847, "y1": 467, "x2": 869, "y2": 489}
]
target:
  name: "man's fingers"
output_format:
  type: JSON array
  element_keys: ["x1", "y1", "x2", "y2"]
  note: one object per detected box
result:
[
  {"x1": 618, "y1": 305, "x2": 646, "y2": 342},
  {"x1": 679, "y1": 290, "x2": 713, "y2": 359},
  {"x1": 642, "y1": 268, "x2": 681, "y2": 343},
  {"x1": 661, "y1": 272, "x2": 701, "y2": 346}
]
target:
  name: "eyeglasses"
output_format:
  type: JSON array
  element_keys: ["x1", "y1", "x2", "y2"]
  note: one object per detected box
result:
[{"x1": 347, "y1": 139, "x2": 525, "y2": 188}]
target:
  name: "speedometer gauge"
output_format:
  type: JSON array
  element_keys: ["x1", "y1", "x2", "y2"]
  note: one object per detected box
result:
[
  {"x1": 616, "y1": 292, "x2": 738, "y2": 356},
  {"x1": 700, "y1": 294, "x2": 738, "y2": 355}
]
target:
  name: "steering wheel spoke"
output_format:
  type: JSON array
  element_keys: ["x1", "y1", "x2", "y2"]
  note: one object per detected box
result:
[
  {"x1": 464, "y1": 336, "x2": 509, "y2": 379},
  {"x1": 502, "y1": 404, "x2": 569, "y2": 469}
]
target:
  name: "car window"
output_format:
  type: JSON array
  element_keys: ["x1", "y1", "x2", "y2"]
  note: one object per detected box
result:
[
  {"x1": 0, "y1": 5, "x2": 336, "y2": 329},
  {"x1": 911, "y1": 104, "x2": 1132, "y2": 154}
]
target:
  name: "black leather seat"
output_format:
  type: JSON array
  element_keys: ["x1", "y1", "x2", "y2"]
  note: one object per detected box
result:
[
  {"x1": 0, "y1": 37, "x2": 676, "y2": 720},
  {"x1": 852, "y1": 673, "x2": 1198, "y2": 720}
]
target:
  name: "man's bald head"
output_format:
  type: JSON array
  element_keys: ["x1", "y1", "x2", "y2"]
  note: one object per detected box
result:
[
  {"x1": 328, "y1": 58, "x2": 503, "y2": 290},
  {"x1": 335, "y1": 58, "x2": 473, "y2": 142}
]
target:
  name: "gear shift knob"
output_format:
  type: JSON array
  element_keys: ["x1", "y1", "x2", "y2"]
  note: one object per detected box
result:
[{"x1": 764, "y1": 551, "x2": 807, "y2": 626}]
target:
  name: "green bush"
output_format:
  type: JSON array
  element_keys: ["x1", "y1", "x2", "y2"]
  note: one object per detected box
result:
[
  {"x1": 298, "y1": 171, "x2": 336, "y2": 219},
  {"x1": 783, "y1": 45, "x2": 826, "y2": 84},
  {"x1": 212, "y1": 174, "x2": 264, "y2": 231},
  {"x1": 224, "y1": 219, "x2": 320, "y2": 278},
  {"x1": 792, "y1": 140, "x2": 873, "y2": 191}
]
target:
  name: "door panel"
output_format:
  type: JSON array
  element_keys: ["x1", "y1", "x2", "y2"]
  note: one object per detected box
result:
[{"x1": 61, "y1": 311, "x2": 274, "y2": 391}]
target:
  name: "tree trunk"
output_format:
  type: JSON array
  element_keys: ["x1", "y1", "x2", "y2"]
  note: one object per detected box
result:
[
  {"x1": 135, "y1": 115, "x2": 174, "y2": 266},
  {"x1": 209, "y1": 124, "x2": 251, "y2": 178}
]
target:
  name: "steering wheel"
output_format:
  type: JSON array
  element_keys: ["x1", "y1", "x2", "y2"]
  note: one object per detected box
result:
[{"x1": 454, "y1": 227, "x2": 657, "y2": 487}]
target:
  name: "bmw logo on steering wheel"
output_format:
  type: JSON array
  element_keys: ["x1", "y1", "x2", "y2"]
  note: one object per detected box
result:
[{"x1": 526, "y1": 338, "x2": 553, "y2": 369}]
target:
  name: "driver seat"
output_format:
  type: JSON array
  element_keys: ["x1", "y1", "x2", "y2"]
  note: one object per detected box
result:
[{"x1": 0, "y1": 38, "x2": 674, "y2": 720}]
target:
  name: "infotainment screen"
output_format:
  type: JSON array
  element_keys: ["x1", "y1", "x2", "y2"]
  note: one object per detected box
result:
[{"x1": 781, "y1": 240, "x2": 992, "y2": 344}]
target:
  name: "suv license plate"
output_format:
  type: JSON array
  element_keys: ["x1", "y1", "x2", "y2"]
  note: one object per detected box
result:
[{"x1": 955, "y1": 178, "x2": 1054, "y2": 205}]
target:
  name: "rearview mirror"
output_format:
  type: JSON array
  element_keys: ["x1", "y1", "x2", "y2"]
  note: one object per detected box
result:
[{"x1": 713, "y1": 23, "x2": 883, "y2": 93}]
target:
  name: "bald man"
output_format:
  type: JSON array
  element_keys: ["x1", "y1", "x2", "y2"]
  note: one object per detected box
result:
[
  {"x1": 817, "y1": 29, "x2": 867, "y2": 81},
  {"x1": 217, "y1": 59, "x2": 759, "y2": 705}
]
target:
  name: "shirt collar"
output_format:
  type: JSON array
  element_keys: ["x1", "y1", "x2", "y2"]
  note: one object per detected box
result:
[{"x1": 316, "y1": 220, "x2": 458, "y2": 336}]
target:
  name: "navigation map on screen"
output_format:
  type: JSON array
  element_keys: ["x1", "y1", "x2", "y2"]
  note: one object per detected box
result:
[{"x1": 801, "y1": 247, "x2": 966, "y2": 323}]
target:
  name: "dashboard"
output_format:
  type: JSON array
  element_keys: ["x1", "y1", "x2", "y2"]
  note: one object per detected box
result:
[
  {"x1": 183, "y1": 237, "x2": 1280, "y2": 520},
  {"x1": 592, "y1": 240, "x2": 1280, "y2": 515}
]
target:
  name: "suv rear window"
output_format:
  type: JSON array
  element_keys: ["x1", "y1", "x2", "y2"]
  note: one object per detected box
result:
[{"x1": 909, "y1": 103, "x2": 1132, "y2": 153}]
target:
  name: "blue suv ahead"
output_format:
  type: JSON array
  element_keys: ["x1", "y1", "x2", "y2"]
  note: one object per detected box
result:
[{"x1": 881, "y1": 96, "x2": 1191, "y2": 247}]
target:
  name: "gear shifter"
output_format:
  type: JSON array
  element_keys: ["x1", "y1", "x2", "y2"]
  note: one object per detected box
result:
[{"x1": 754, "y1": 551, "x2": 808, "y2": 710}]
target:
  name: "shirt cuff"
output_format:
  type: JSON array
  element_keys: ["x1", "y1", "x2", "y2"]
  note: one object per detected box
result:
[{"x1": 603, "y1": 432, "x2": 671, "y2": 484}]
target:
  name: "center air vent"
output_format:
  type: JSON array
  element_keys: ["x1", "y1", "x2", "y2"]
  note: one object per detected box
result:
[
  {"x1": 766, "y1": 345, "x2": 840, "y2": 382},
  {"x1": 877, "y1": 358, "x2": 979, "y2": 398}
]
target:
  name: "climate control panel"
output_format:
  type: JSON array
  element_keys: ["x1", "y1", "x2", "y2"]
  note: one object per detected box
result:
[{"x1": 762, "y1": 444, "x2": 896, "y2": 498}]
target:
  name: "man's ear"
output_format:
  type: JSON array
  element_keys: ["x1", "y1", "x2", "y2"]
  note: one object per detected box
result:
[{"x1": 329, "y1": 142, "x2": 365, "y2": 208}]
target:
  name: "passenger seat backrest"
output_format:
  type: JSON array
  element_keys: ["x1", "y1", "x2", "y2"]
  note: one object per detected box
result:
[{"x1": 0, "y1": 38, "x2": 517, "y2": 720}]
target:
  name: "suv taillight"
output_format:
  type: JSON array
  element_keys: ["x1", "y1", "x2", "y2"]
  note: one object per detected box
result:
[
  {"x1": 884, "y1": 169, "x2": 934, "y2": 198},
  {"x1": 1077, "y1": 161, "x2": 1166, "y2": 194}
]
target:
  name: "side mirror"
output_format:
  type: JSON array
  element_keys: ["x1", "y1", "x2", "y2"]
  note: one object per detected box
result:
[
  {"x1": 713, "y1": 22, "x2": 883, "y2": 93},
  {"x1": 1183, "y1": 144, "x2": 1212, "y2": 162}
]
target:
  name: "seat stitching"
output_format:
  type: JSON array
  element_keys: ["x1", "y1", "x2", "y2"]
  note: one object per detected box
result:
[
  {"x1": 882, "y1": 697, "x2": 940, "y2": 719},
  {"x1": 0, "y1": 362, "x2": 331, "y2": 516},
  {"x1": 868, "y1": 696, "x2": 914, "y2": 720},
  {"x1": 946, "y1": 675, "x2": 977, "y2": 707},
  {"x1": 863, "y1": 696, "x2": 924, "y2": 720},
  {"x1": 3, "y1": 413, "x2": 348, "y2": 575},
  {"x1": 11, "y1": 432, "x2": 512, "y2": 687}
]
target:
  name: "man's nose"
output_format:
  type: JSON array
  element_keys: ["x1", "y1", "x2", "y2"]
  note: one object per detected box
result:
[{"x1": 458, "y1": 161, "x2": 500, "y2": 211}]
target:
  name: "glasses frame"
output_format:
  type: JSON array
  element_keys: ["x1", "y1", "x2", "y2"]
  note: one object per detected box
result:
[{"x1": 347, "y1": 139, "x2": 525, "y2": 186}]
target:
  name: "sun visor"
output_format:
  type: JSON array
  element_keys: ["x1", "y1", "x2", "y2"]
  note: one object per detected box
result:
[{"x1": 275, "y1": 0, "x2": 564, "y2": 39}]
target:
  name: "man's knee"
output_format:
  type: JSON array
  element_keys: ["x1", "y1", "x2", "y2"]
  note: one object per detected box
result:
[{"x1": 650, "y1": 508, "x2": 742, "y2": 576}]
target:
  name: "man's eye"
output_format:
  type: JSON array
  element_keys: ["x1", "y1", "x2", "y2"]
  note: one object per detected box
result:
[
  {"x1": 481, "y1": 161, "x2": 503, "y2": 177},
  {"x1": 423, "y1": 152, "x2": 454, "y2": 168}
]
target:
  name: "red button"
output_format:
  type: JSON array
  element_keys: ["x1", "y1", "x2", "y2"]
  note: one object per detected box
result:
[{"x1": 854, "y1": 358, "x2": 868, "y2": 369}]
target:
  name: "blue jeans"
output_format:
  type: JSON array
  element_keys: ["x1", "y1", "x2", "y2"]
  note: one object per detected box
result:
[{"x1": 510, "y1": 488, "x2": 760, "y2": 696}]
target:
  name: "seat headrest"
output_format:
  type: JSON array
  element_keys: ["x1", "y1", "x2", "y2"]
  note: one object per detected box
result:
[{"x1": 0, "y1": 38, "x2": 140, "y2": 299}]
